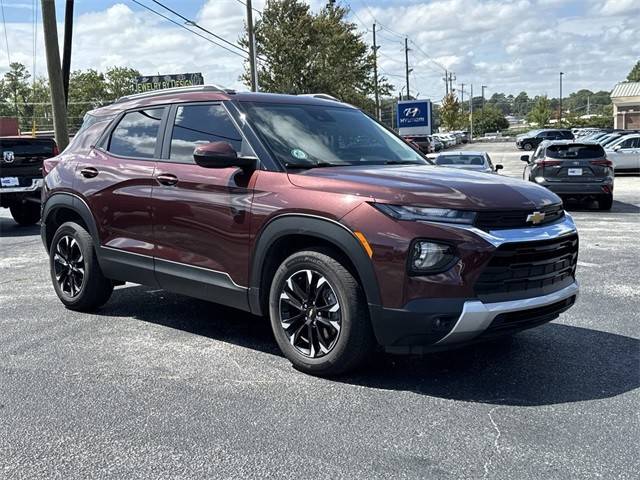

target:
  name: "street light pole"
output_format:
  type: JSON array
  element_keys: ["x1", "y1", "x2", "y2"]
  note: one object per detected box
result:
[
  {"x1": 481, "y1": 85, "x2": 487, "y2": 111},
  {"x1": 246, "y1": 0, "x2": 258, "y2": 92},
  {"x1": 559, "y1": 72, "x2": 564, "y2": 122}
]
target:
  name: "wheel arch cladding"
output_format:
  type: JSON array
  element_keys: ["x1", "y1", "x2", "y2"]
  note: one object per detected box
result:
[
  {"x1": 249, "y1": 215, "x2": 382, "y2": 316},
  {"x1": 42, "y1": 193, "x2": 100, "y2": 251}
]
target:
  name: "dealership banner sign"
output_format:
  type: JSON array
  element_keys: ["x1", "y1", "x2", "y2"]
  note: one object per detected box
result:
[
  {"x1": 134, "y1": 73, "x2": 204, "y2": 93},
  {"x1": 397, "y1": 100, "x2": 432, "y2": 135}
]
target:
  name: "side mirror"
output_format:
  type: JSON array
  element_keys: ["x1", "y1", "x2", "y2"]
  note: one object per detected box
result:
[
  {"x1": 495, "y1": 164, "x2": 504, "y2": 170},
  {"x1": 613, "y1": 145, "x2": 621, "y2": 152},
  {"x1": 193, "y1": 141, "x2": 256, "y2": 170},
  {"x1": 520, "y1": 155, "x2": 530, "y2": 162}
]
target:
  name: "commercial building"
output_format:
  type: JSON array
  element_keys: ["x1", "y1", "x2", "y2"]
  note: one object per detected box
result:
[{"x1": 611, "y1": 82, "x2": 640, "y2": 129}]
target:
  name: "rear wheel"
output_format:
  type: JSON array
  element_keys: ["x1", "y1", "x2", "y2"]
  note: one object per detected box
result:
[
  {"x1": 10, "y1": 202, "x2": 40, "y2": 226},
  {"x1": 269, "y1": 249, "x2": 376, "y2": 376},
  {"x1": 598, "y1": 194, "x2": 613, "y2": 211},
  {"x1": 50, "y1": 222, "x2": 113, "y2": 311}
]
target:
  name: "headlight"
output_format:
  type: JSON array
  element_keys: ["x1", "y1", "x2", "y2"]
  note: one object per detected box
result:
[
  {"x1": 409, "y1": 240, "x2": 457, "y2": 274},
  {"x1": 373, "y1": 203, "x2": 476, "y2": 225}
]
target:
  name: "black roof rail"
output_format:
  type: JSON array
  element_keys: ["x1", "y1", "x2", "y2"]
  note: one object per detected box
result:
[{"x1": 115, "y1": 84, "x2": 235, "y2": 103}]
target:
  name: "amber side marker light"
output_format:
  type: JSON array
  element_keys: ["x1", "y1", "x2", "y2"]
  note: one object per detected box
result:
[{"x1": 354, "y1": 231, "x2": 374, "y2": 258}]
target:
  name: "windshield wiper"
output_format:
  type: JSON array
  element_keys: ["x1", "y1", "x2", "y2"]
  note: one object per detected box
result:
[
  {"x1": 285, "y1": 161, "x2": 339, "y2": 169},
  {"x1": 383, "y1": 160, "x2": 426, "y2": 165}
]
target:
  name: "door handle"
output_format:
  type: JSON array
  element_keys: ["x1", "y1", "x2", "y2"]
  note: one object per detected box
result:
[
  {"x1": 79, "y1": 166, "x2": 99, "y2": 178},
  {"x1": 156, "y1": 173, "x2": 178, "y2": 186}
]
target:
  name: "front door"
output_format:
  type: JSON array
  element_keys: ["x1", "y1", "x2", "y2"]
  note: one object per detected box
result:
[{"x1": 151, "y1": 103, "x2": 257, "y2": 310}]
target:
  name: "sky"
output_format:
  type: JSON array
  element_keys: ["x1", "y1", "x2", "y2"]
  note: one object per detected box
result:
[{"x1": 1, "y1": 0, "x2": 639, "y2": 101}]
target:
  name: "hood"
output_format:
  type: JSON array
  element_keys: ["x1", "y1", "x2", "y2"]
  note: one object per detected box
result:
[{"x1": 288, "y1": 164, "x2": 560, "y2": 210}]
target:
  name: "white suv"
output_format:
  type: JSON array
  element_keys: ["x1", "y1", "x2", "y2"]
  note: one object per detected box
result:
[{"x1": 605, "y1": 134, "x2": 640, "y2": 171}]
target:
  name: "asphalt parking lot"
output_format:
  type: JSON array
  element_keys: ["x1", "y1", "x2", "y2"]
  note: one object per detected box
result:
[{"x1": 1, "y1": 142, "x2": 638, "y2": 479}]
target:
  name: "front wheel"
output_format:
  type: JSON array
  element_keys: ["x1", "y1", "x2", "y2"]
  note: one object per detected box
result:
[
  {"x1": 523, "y1": 143, "x2": 534, "y2": 151},
  {"x1": 50, "y1": 222, "x2": 114, "y2": 311},
  {"x1": 268, "y1": 249, "x2": 376, "y2": 376},
  {"x1": 10, "y1": 202, "x2": 40, "y2": 226}
]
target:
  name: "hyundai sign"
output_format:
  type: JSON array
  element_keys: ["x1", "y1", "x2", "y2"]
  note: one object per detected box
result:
[{"x1": 397, "y1": 99, "x2": 432, "y2": 135}]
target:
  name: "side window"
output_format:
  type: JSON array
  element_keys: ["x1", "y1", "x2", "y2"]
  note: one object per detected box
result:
[
  {"x1": 169, "y1": 104, "x2": 243, "y2": 163},
  {"x1": 619, "y1": 138, "x2": 635, "y2": 149},
  {"x1": 108, "y1": 108, "x2": 164, "y2": 159}
]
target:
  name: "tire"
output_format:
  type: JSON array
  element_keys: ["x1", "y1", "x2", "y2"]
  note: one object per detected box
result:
[
  {"x1": 268, "y1": 248, "x2": 376, "y2": 376},
  {"x1": 49, "y1": 221, "x2": 113, "y2": 311},
  {"x1": 10, "y1": 202, "x2": 40, "y2": 226},
  {"x1": 523, "y1": 143, "x2": 534, "y2": 151},
  {"x1": 598, "y1": 194, "x2": 613, "y2": 211}
]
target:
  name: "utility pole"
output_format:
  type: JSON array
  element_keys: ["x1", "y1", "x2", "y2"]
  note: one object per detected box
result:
[
  {"x1": 481, "y1": 85, "x2": 487, "y2": 111},
  {"x1": 587, "y1": 95, "x2": 590, "y2": 115},
  {"x1": 62, "y1": 0, "x2": 74, "y2": 106},
  {"x1": 246, "y1": 0, "x2": 258, "y2": 92},
  {"x1": 459, "y1": 83, "x2": 465, "y2": 105},
  {"x1": 559, "y1": 71, "x2": 564, "y2": 121},
  {"x1": 444, "y1": 70, "x2": 449, "y2": 96},
  {"x1": 372, "y1": 24, "x2": 380, "y2": 120},
  {"x1": 448, "y1": 72, "x2": 456, "y2": 95},
  {"x1": 41, "y1": 0, "x2": 69, "y2": 149},
  {"x1": 404, "y1": 38, "x2": 411, "y2": 100},
  {"x1": 469, "y1": 84, "x2": 473, "y2": 141}
]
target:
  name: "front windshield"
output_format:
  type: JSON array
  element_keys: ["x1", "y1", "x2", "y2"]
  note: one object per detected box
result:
[{"x1": 241, "y1": 102, "x2": 427, "y2": 168}]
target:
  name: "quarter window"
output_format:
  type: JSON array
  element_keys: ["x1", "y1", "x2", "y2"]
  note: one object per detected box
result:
[
  {"x1": 108, "y1": 108, "x2": 164, "y2": 158},
  {"x1": 169, "y1": 104, "x2": 243, "y2": 163}
]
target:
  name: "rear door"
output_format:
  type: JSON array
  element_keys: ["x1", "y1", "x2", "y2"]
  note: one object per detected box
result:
[
  {"x1": 541, "y1": 144, "x2": 608, "y2": 182},
  {"x1": 1, "y1": 137, "x2": 56, "y2": 190},
  {"x1": 77, "y1": 106, "x2": 168, "y2": 285}
]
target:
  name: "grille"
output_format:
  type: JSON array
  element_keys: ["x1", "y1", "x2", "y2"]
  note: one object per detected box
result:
[
  {"x1": 475, "y1": 234, "x2": 578, "y2": 302},
  {"x1": 474, "y1": 204, "x2": 564, "y2": 231},
  {"x1": 482, "y1": 296, "x2": 576, "y2": 337}
]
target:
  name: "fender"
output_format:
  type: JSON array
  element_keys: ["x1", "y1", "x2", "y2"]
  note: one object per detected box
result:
[
  {"x1": 41, "y1": 192, "x2": 100, "y2": 251},
  {"x1": 248, "y1": 214, "x2": 382, "y2": 316}
]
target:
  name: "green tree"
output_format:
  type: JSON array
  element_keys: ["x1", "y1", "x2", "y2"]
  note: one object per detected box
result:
[
  {"x1": 241, "y1": 0, "x2": 391, "y2": 112},
  {"x1": 627, "y1": 61, "x2": 640, "y2": 82},
  {"x1": 0, "y1": 63, "x2": 32, "y2": 122},
  {"x1": 439, "y1": 93, "x2": 464, "y2": 131},
  {"x1": 472, "y1": 104, "x2": 509, "y2": 135},
  {"x1": 527, "y1": 95, "x2": 552, "y2": 127},
  {"x1": 105, "y1": 66, "x2": 140, "y2": 100},
  {"x1": 67, "y1": 69, "x2": 108, "y2": 130}
]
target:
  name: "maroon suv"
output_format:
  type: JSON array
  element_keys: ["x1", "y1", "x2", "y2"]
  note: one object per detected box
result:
[{"x1": 41, "y1": 86, "x2": 579, "y2": 375}]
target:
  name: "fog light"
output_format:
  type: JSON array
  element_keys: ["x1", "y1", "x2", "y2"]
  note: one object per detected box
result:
[{"x1": 409, "y1": 241, "x2": 457, "y2": 274}]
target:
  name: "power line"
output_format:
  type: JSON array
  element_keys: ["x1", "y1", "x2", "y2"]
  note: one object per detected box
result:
[
  {"x1": 234, "y1": 0, "x2": 262, "y2": 16},
  {"x1": 148, "y1": 0, "x2": 249, "y2": 56},
  {"x1": 129, "y1": 0, "x2": 247, "y2": 59}
]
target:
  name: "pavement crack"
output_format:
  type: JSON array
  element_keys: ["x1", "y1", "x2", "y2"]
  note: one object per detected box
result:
[{"x1": 482, "y1": 405, "x2": 505, "y2": 479}]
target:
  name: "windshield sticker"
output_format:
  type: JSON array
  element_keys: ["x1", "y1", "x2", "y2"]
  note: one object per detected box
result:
[{"x1": 291, "y1": 148, "x2": 308, "y2": 160}]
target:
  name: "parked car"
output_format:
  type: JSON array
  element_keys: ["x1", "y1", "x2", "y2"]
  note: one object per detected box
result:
[
  {"x1": 428, "y1": 135, "x2": 443, "y2": 152},
  {"x1": 402, "y1": 134, "x2": 431, "y2": 154},
  {"x1": 40, "y1": 85, "x2": 580, "y2": 375},
  {"x1": 434, "y1": 151, "x2": 503, "y2": 174},
  {"x1": 605, "y1": 134, "x2": 640, "y2": 171},
  {"x1": 516, "y1": 129, "x2": 574, "y2": 151},
  {"x1": 1, "y1": 136, "x2": 58, "y2": 225},
  {"x1": 522, "y1": 140, "x2": 613, "y2": 210},
  {"x1": 435, "y1": 133, "x2": 456, "y2": 148}
]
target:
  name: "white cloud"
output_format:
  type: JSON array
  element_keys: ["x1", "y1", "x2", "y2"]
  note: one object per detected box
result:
[{"x1": 1, "y1": 0, "x2": 637, "y2": 101}]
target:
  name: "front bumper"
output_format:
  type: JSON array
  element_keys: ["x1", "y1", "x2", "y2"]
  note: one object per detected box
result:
[{"x1": 369, "y1": 214, "x2": 580, "y2": 353}]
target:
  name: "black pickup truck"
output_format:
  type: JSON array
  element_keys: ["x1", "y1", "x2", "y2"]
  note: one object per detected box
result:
[{"x1": 1, "y1": 136, "x2": 58, "y2": 225}]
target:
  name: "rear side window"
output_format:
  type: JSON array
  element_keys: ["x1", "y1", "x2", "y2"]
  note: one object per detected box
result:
[
  {"x1": 169, "y1": 104, "x2": 243, "y2": 163},
  {"x1": 436, "y1": 155, "x2": 485, "y2": 166},
  {"x1": 560, "y1": 131, "x2": 574, "y2": 139},
  {"x1": 108, "y1": 108, "x2": 165, "y2": 159},
  {"x1": 546, "y1": 144, "x2": 605, "y2": 159}
]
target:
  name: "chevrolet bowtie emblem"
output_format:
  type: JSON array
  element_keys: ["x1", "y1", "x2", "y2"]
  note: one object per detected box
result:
[{"x1": 526, "y1": 211, "x2": 546, "y2": 224}]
